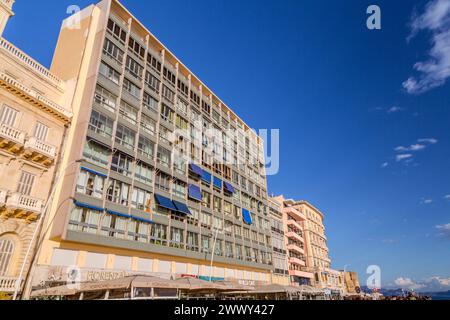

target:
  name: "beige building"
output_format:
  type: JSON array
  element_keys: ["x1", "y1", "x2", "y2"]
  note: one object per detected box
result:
[
  {"x1": 0, "y1": 0, "x2": 72, "y2": 294},
  {"x1": 28, "y1": 0, "x2": 273, "y2": 295},
  {"x1": 342, "y1": 271, "x2": 361, "y2": 296}
]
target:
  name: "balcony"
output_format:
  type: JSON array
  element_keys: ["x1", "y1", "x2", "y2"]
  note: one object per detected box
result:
[
  {"x1": 287, "y1": 219, "x2": 303, "y2": 231},
  {"x1": 283, "y1": 206, "x2": 306, "y2": 221},
  {"x1": 0, "y1": 123, "x2": 25, "y2": 153},
  {"x1": 0, "y1": 276, "x2": 21, "y2": 293},
  {"x1": 289, "y1": 269, "x2": 314, "y2": 279},
  {"x1": 5, "y1": 192, "x2": 43, "y2": 221},
  {"x1": 289, "y1": 257, "x2": 306, "y2": 267},
  {"x1": 286, "y1": 231, "x2": 304, "y2": 243},
  {"x1": 23, "y1": 137, "x2": 57, "y2": 166},
  {"x1": 287, "y1": 244, "x2": 305, "y2": 255}
]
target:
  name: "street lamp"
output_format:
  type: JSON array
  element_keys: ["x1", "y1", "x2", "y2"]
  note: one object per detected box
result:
[
  {"x1": 12, "y1": 158, "x2": 84, "y2": 300},
  {"x1": 209, "y1": 227, "x2": 222, "y2": 282}
]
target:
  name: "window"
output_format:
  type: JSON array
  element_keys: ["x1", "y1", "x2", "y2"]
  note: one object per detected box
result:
[
  {"x1": 160, "y1": 104, "x2": 174, "y2": 123},
  {"x1": 177, "y1": 79, "x2": 189, "y2": 96},
  {"x1": 162, "y1": 85, "x2": 174, "y2": 103},
  {"x1": 225, "y1": 241, "x2": 233, "y2": 258},
  {"x1": 127, "y1": 220, "x2": 151, "y2": 243},
  {"x1": 201, "y1": 235, "x2": 211, "y2": 253},
  {"x1": 202, "y1": 101, "x2": 211, "y2": 114},
  {"x1": 163, "y1": 67, "x2": 176, "y2": 85},
  {"x1": 138, "y1": 135, "x2": 154, "y2": 159},
  {"x1": 68, "y1": 207, "x2": 101, "y2": 234},
  {"x1": 201, "y1": 191, "x2": 211, "y2": 209},
  {"x1": 175, "y1": 115, "x2": 189, "y2": 130},
  {"x1": 106, "y1": 179, "x2": 130, "y2": 206},
  {"x1": 143, "y1": 92, "x2": 158, "y2": 113},
  {"x1": 186, "y1": 232, "x2": 199, "y2": 252},
  {"x1": 123, "y1": 78, "x2": 141, "y2": 98},
  {"x1": 145, "y1": 72, "x2": 160, "y2": 93},
  {"x1": 99, "y1": 61, "x2": 120, "y2": 85},
  {"x1": 126, "y1": 56, "x2": 143, "y2": 79},
  {"x1": 131, "y1": 187, "x2": 152, "y2": 212},
  {"x1": 111, "y1": 151, "x2": 133, "y2": 177},
  {"x1": 119, "y1": 101, "x2": 138, "y2": 125},
  {"x1": 103, "y1": 38, "x2": 124, "y2": 64},
  {"x1": 159, "y1": 126, "x2": 172, "y2": 145},
  {"x1": 33, "y1": 122, "x2": 49, "y2": 141},
  {"x1": 141, "y1": 114, "x2": 156, "y2": 136},
  {"x1": 176, "y1": 98, "x2": 188, "y2": 115},
  {"x1": 0, "y1": 105, "x2": 18, "y2": 126},
  {"x1": 147, "y1": 52, "x2": 162, "y2": 73},
  {"x1": 76, "y1": 170, "x2": 105, "y2": 199},
  {"x1": 115, "y1": 124, "x2": 135, "y2": 149},
  {"x1": 101, "y1": 214, "x2": 127, "y2": 238},
  {"x1": 150, "y1": 223, "x2": 167, "y2": 246},
  {"x1": 224, "y1": 221, "x2": 233, "y2": 237},
  {"x1": 0, "y1": 238, "x2": 14, "y2": 276},
  {"x1": 83, "y1": 141, "x2": 110, "y2": 168},
  {"x1": 155, "y1": 171, "x2": 171, "y2": 192},
  {"x1": 135, "y1": 162, "x2": 153, "y2": 184},
  {"x1": 170, "y1": 227, "x2": 184, "y2": 249},
  {"x1": 89, "y1": 110, "x2": 113, "y2": 138},
  {"x1": 224, "y1": 201, "x2": 232, "y2": 216},
  {"x1": 213, "y1": 196, "x2": 222, "y2": 213},
  {"x1": 235, "y1": 245, "x2": 243, "y2": 260},
  {"x1": 128, "y1": 37, "x2": 145, "y2": 59},
  {"x1": 156, "y1": 146, "x2": 171, "y2": 167},
  {"x1": 172, "y1": 179, "x2": 186, "y2": 198},
  {"x1": 173, "y1": 156, "x2": 186, "y2": 175},
  {"x1": 200, "y1": 212, "x2": 212, "y2": 228},
  {"x1": 107, "y1": 18, "x2": 127, "y2": 44},
  {"x1": 215, "y1": 240, "x2": 223, "y2": 256},
  {"x1": 213, "y1": 216, "x2": 223, "y2": 230},
  {"x1": 17, "y1": 171, "x2": 35, "y2": 196},
  {"x1": 95, "y1": 85, "x2": 117, "y2": 112}
]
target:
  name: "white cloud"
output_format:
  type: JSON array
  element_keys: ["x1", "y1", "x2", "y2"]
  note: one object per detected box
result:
[
  {"x1": 418, "y1": 138, "x2": 438, "y2": 144},
  {"x1": 444, "y1": 194, "x2": 450, "y2": 200},
  {"x1": 395, "y1": 144, "x2": 426, "y2": 152},
  {"x1": 436, "y1": 223, "x2": 450, "y2": 238},
  {"x1": 387, "y1": 106, "x2": 404, "y2": 113},
  {"x1": 421, "y1": 198, "x2": 434, "y2": 204},
  {"x1": 381, "y1": 162, "x2": 389, "y2": 168},
  {"x1": 403, "y1": 0, "x2": 450, "y2": 94},
  {"x1": 392, "y1": 276, "x2": 450, "y2": 292},
  {"x1": 396, "y1": 154, "x2": 413, "y2": 162}
]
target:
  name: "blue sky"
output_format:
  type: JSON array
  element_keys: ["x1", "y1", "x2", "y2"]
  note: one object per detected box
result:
[{"x1": 4, "y1": 0, "x2": 450, "y2": 291}]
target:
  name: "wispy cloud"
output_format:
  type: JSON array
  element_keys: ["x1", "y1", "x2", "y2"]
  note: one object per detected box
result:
[
  {"x1": 403, "y1": 0, "x2": 450, "y2": 94},
  {"x1": 391, "y1": 276, "x2": 450, "y2": 292},
  {"x1": 421, "y1": 198, "x2": 434, "y2": 204},
  {"x1": 396, "y1": 154, "x2": 413, "y2": 162},
  {"x1": 381, "y1": 162, "x2": 389, "y2": 168},
  {"x1": 387, "y1": 106, "x2": 405, "y2": 113},
  {"x1": 444, "y1": 194, "x2": 450, "y2": 200},
  {"x1": 395, "y1": 144, "x2": 426, "y2": 152},
  {"x1": 418, "y1": 138, "x2": 438, "y2": 144},
  {"x1": 436, "y1": 223, "x2": 450, "y2": 238}
]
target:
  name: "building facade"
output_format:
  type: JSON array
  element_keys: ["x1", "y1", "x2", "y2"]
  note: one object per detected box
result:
[
  {"x1": 268, "y1": 197, "x2": 289, "y2": 285},
  {"x1": 342, "y1": 271, "x2": 361, "y2": 296},
  {"x1": 0, "y1": 0, "x2": 72, "y2": 294},
  {"x1": 31, "y1": 0, "x2": 273, "y2": 292}
]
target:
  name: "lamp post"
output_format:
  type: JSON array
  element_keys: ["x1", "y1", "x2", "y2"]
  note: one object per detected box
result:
[
  {"x1": 12, "y1": 158, "x2": 84, "y2": 300},
  {"x1": 209, "y1": 227, "x2": 221, "y2": 282}
]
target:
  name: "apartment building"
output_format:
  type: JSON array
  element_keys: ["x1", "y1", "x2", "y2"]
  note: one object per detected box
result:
[
  {"x1": 0, "y1": 0, "x2": 72, "y2": 294},
  {"x1": 272, "y1": 196, "x2": 314, "y2": 286},
  {"x1": 31, "y1": 0, "x2": 273, "y2": 291},
  {"x1": 268, "y1": 197, "x2": 289, "y2": 285}
]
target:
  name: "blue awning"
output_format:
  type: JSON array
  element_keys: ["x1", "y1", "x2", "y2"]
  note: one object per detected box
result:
[
  {"x1": 107, "y1": 209, "x2": 131, "y2": 219},
  {"x1": 223, "y1": 182, "x2": 235, "y2": 194},
  {"x1": 242, "y1": 208, "x2": 253, "y2": 225},
  {"x1": 188, "y1": 184, "x2": 202, "y2": 202},
  {"x1": 213, "y1": 176, "x2": 222, "y2": 189},
  {"x1": 80, "y1": 166, "x2": 107, "y2": 178},
  {"x1": 189, "y1": 163, "x2": 203, "y2": 176},
  {"x1": 155, "y1": 194, "x2": 177, "y2": 211},
  {"x1": 172, "y1": 200, "x2": 192, "y2": 215},
  {"x1": 74, "y1": 200, "x2": 104, "y2": 212},
  {"x1": 202, "y1": 170, "x2": 212, "y2": 184},
  {"x1": 132, "y1": 216, "x2": 154, "y2": 224}
]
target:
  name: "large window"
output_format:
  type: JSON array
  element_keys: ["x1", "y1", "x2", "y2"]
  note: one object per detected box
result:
[
  {"x1": 68, "y1": 207, "x2": 101, "y2": 234},
  {"x1": 201, "y1": 235, "x2": 210, "y2": 254},
  {"x1": 186, "y1": 232, "x2": 199, "y2": 252},
  {"x1": 17, "y1": 171, "x2": 35, "y2": 196},
  {"x1": 160, "y1": 104, "x2": 174, "y2": 123},
  {"x1": 103, "y1": 38, "x2": 124, "y2": 64},
  {"x1": 95, "y1": 85, "x2": 117, "y2": 112},
  {"x1": 162, "y1": 85, "x2": 175, "y2": 103},
  {"x1": 135, "y1": 162, "x2": 153, "y2": 184},
  {"x1": 150, "y1": 223, "x2": 167, "y2": 246},
  {"x1": 89, "y1": 110, "x2": 113, "y2": 138},
  {"x1": 119, "y1": 100, "x2": 138, "y2": 125},
  {"x1": 0, "y1": 238, "x2": 14, "y2": 276},
  {"x1": 34, "y1": 122, "x2": 49, "y2": 141},
  {"x1": 101, "y1": 214, "x2": 127, "y2": 239},
  {"x1": 156, "y1": 146, "x2": 171, "y2": 167},
  {"x1": 107, "y1": 18, "x2": 127, "y2": 44},
  {"x1": 76, "y1": 169, "x2": 105, "y2": 199},
  {"x1": 201, "y1": 191, "x2": 211, "y2": 209},
  {"x1": 143, "y1": 92, "x2": 159, "y2": 113},
  {"x1": 115, "y1": 124, "x2": 136, "y2": 149},
  {"x1": 123, "y1": 78, "x2": 141, "y2": 99},
  {"x1": 83, "y1": 141, "x2": 110, "y2": 168},
  {"x1": 172, "y1": 179, "x2": 186, "y2": 198},
  {"x1": 106, "y1": 179, "x2": 130, "y2": 206},
  {"x1": 99, "y1": 61, "x2": 120, "y2": 85},
  {"x1": 0, "y1": 105, "x2": 18, "y2": 126},
  {"x1": 155, "y1": 172, "x2": 170, "y2": 192},
  {"x1": 126, "y1": 56, "x2": 143, "y2": 79},
  {"x1": 138, "y1": 135, "x2": 154, "y2": 159},
  {"x1": 141, "y1": 114, "x2": 156, "y2": 136},
  {"x1": 170, "y1": 227, "x2": 184, "y2": 249},
  {"x1": 111, "y1": 151, "x2": 133, "y2": 177},
  {"x1": 127, "y1": 220, "x2": 151, "y2": 243},
  {"x1": 145, "y1": 72, "x2": 160, "y2": 93},
  {"x1": 131, "y1": 187, "x2": 152, "y2": 212}
]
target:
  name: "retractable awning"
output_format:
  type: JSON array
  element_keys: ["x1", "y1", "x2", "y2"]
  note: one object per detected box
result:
[
  {"x1": 188, "y1": 184, "x2": 202, "y2": 201},
  {"x1": 74, "y1": 201, "x2": 104, "y2": 212},
  {"x1": 172, "y1": 200, "x2": 192, "y2": 215},
  {"x1": 189, "y1": 163, "x2": 203, "y2": 176},
  {"x1": 242, "y1": 208, "x2": 253, "y2": 225},
  {"x1": 155, "y1": 194, "x2": 177, "y2": 211},
  {"x1": 201, "y1": 170, "x2": 212, "y2": 184},
  {"x1": 213, "y1": 176, "x2": 222, "y2": 190},
  {"x1": 223, "y1": 182, "x2": 235, "y2": 194}
]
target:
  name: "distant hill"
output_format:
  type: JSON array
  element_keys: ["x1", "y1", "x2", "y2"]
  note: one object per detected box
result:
[{"x1": 361, "y1": 286, "x2": 450, "y2": 300}]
